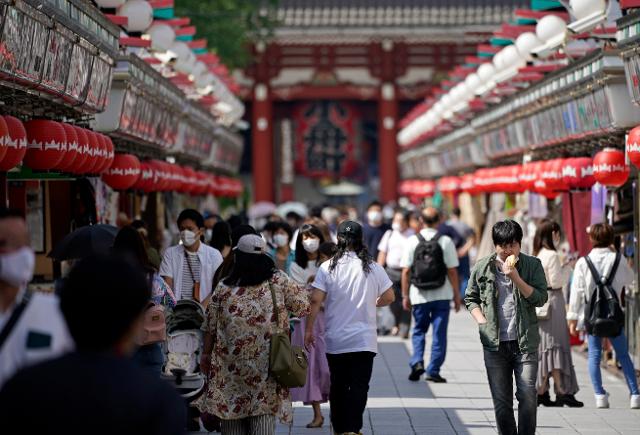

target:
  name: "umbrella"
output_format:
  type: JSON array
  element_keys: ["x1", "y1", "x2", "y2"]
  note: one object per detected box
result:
[
  {"x1": 322, "y1": 181, "x2": 365, "y2": 196},
  {"x1": 48, "y1": 224, "x2": 118, "y2": 261},
  {"x1": 248, "y1": 201, "x2": 277, "y2": 219},
  {"x1": 276, "y1": 202, "x2": 308, "y2": 219}
]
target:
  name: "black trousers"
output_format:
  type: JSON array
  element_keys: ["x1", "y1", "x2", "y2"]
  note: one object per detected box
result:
[{"x1": 326, "y1": 351, "x2": 376, "y2": 434}]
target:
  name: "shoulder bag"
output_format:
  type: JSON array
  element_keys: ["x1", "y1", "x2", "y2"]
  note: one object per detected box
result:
[{"x1": 267, "y1": 280, "x2": 308, "y2": 388}]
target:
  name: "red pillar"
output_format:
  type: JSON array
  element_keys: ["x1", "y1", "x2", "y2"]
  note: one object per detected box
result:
[
  {"x1": 251, "y1": 84, "x2": 274, "y2": 203},
  {"x1": 378, "y1": 83, "x2": 398, "y2": 202}
]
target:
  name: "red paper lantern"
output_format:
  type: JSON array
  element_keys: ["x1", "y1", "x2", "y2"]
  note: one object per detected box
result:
[
  {"x1": 97, "y1": 134, "x2": 115, "y2": 174},
  {"x1": 56, "y1": 124, "x2": 79, "y2": 172},
  {"x1": 540, "y1": 159, "x2": 567, "y2": 192},
  {"x1": 561, "y1": 157, "x2": 595, "y2": 189},
  {"x1": 0, "y1": 116, "x2": 27, "y2": 171},
  {"x1": 593, "y1": 148, "x2": 629, "y2": 187},
  {"x1": 102, "y1": 153, "x2": 141, "y2": 190},
  {"x1": 67, "y1": 127, "x2": 89, "y2": 174},
  {"x1": 23, "y1": 120, "x2": 67, "y2": 170},
  {"x1": 518, "y1": 163, "x2": 535, "y2": 191},
  {"x1": 438, "y1": 176, "x2": 461, "y2": 194},
  {"x1": 459, "y1": 174, "x2": 476, "y2": 195},
  {"x1": 181, "y1": 166, "x2": 198, "y2": 194},
  {"x1": 0, "y1": 116, "x2": 9, "y2": 164},
  {"x1": 93, "y1": 134, "x2": 108, "y2": 174},
  {"x1": 132, "y1": 161, "x2": 155, "y2": 192},
  {"x1": 626, "y1": 125, "x2": 640, "y2": 168},
  {"x1": 82, "y1": 130, "x2": 101, "y2": 174},
  {"x1": 207, "y1": 174, "x2": 218, "y2": 196}
]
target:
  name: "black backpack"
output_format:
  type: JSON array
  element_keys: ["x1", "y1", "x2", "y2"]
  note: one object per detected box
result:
[
  {"x1": 583, "y1": 253, "x2": 625, "y2": 338},
  {"x1": 410, "y1": 233, "x2": 448, "y2": 291}
]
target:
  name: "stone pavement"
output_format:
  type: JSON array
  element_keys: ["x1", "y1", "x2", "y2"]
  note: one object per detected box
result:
[{"x1": 193, "y1": 311, "x2": 640, "y2": 434}]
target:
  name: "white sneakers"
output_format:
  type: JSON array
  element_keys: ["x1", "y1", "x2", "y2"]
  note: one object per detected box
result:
[
  {"x1": 595, "y1": 393, "x2": 610, "y2": 409},
  {"x1": 595, "y1": 393, "x2": 640, "y2": 409}
]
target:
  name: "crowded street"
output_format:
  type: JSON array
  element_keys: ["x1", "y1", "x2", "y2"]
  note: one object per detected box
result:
[{"x1": 3, "y1": 1, "x2": 640, "y2": 435}]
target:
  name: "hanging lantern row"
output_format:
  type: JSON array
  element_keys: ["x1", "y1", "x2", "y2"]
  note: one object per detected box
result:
[
  {"x1": 398, "y1": 179, "x2": 436, "y2": 202},
  {"x1": 0, "y1": 117, "x2": 115, "y2": 175},
  {"x1": 101, "y1": 156, "x2": 243, "y2": 197},
  {"x1": 401, "y1": 148, "x2": 629, "y2": 200}
]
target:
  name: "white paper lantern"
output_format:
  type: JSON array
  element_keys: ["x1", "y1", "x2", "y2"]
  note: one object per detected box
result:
[
  {"x1": 465, "y1": 73, "x2": 482, "y2": 92},
  {"x1": 195, "y1": 73, "x2": 214, "y2": 90},
  {"x1": 536, "y1": 15, "x2": 567, "y2": 44},
  {"x1": 146, "y1": 24, "x2": 175, "y2": 52},
  {"x1": 117, "y1": 0, "x2": 153, "y2": 33},
  {"x1": 493, "y1": 49, "x2": 508, "y2": 72},
  {"x1": 441, "y1": 94, "x2": 454, "y2": 109},
  {"x1": 477, "y1": 63, "x2": 496, "y2": 82},
  {"x1": 501, "y1": 45, "x2": 526, "y2": 69},
  {"x1": 515, "y1": 32, "x2": 543, "y2": 60},
  {"x1": 191, "y1": 62, "x2": 207, "y2": 79},
  {"x1": 96, "y1": 0, "x2": 126, "y2": 8},
  {"x1": 570, "y1": 0, "x2": 606, "y2": 20},
  {"x1": 432, "y1": 101, "x2": 445, "y2": 115},
  {"x1": 170, "y1": 42, "x2": 196, "y2": 74}
]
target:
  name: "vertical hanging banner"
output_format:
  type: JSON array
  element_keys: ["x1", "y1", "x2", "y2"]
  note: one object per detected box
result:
[
  {"x1": 280, "y1": 119, "x2": 294, "y2": 202},
  {"x1": 293, "y1": 101, "x2": 360, "y2": 178}
]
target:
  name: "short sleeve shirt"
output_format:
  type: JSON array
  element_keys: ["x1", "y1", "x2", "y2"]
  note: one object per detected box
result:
[
  {"x1": 312, "y1": 253, "x2": 392, "y2": 354},
  {"x1": 400, "y1": 228, "x2": 459, "y2": 305}
]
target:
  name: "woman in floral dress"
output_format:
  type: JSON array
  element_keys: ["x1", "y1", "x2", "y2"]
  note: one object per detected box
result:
[{"x1": 197, "y1": 234, "x2": 310, "y2": 435}]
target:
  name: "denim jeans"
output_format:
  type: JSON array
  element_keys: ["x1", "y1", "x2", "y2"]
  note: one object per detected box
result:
[
  {"x1": 484, "y1": 341, "x2": 538, "y2": 435},
  {"x1": 410, "y1": 299, "x2": 450, "y2": 375},
  {"x1": 132, "y1": 342, "x2": 164, "y2": 377},
  {"x1": 587, "y1": 333, "x2": 640, "y2": 395}
]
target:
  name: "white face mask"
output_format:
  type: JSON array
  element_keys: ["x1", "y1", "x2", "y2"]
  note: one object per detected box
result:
[
  {"x1": 205, "y1": 229, "x2": 213, "y2": 242},
  {"x1": 553, "y1": 237, "x2": 561, "y2": 249},
  {"x1": 0, "y1": 247, "x2": 35, "y2": 288},
  {"x1": 302, "y1": 238, "x2": 320, "y2": 253},
  {"x1": 273, "y1": 234, "x2": 289, "y2": 248},
  {"x1": 180, "y1": 230, "x2": 199, "y2": 247},
  {"x1": 392, "y1": 223, "x2": 402, "y2": 232},
  {"x1": 367, "y1": 210, "x2": 382, "y2": 225}
]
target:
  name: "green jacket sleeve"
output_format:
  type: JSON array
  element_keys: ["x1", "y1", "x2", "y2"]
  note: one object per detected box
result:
[
  {"x1": 464, "y1": 265, "x2": 481, "y2": 312},
  {"x1": 522, "y1": 257, "x2": 548, "y2": 307}
]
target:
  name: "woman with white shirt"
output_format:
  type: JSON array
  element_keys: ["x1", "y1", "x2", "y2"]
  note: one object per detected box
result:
[
  {"x1": 533, "y1": 220, "x2": 583, "y2": 408},
  {"x1": 289, "y1": 224, "x2": 330, "y2": 428},
  {"x1": 567, "y1": 223, "x2": 640, "y2": 409},
  {"x1": 377, "y1": 210, "x2": 414, "y2": 338}
]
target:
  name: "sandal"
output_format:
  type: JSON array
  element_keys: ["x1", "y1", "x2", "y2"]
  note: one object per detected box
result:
[{"x1": 306, "y1": 416, "x2": 324, "y2": 428}]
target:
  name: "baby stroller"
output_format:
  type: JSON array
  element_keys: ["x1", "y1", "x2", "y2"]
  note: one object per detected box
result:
[{"x1": 161, "y1": 299, "x2": 206, "y2": 402}]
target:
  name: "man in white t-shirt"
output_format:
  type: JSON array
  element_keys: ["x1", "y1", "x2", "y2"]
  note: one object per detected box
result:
[
  {"x1": 305, "y1": 220, "x2": 394, "y2": 435},
  {"x1": 0, "y1": 209, "x2": 73, "y2": 389},
  {"x1": 160, "y1": 209, "x2": 223, "y2": 305},
  {"x1": 401, "y1": 207, "x2": 460, "y2": 384}
]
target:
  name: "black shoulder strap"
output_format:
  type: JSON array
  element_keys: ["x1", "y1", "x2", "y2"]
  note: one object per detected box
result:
[
  {"x1": 431, "y1": 232, "x2": 441, "y2": 242},
  {"x1": 606, "y1": 253, "x2": 621, "y2": 286},
  {"x1": 583, "y1": 256, "x2": 603, "y2": 288},
  {"x1": 0, "y1": 291, "x2": 32, "y2": 350},
  {"x1": 416, "y1": 233, "x2": 426, "y2": 244}
]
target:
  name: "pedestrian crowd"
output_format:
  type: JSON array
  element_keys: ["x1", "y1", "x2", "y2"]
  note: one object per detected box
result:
[{"x1": 0, "y1": 201, "x2": 638, "y2": 435}]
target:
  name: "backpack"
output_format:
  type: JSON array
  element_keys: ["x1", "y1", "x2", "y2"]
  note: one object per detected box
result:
[
  {"x1": 137, "y1": 302, "x2": 166, "y2": 346},
  {"x1": 583, "y1": 253, "x2": 625, "y2": 338},
  {"x1": 410, "y1": 232, "x2": 448, "y2": 291}
]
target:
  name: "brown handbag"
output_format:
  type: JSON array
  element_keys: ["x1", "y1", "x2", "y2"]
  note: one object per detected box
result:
[{"x1": 267, "y1": 281, "x2": 308, "y2": 388}]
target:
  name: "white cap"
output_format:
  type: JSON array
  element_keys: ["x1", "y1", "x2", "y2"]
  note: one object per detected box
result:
[{"x1": 233, "y1": 234, "x2": 266, "y2": 255}]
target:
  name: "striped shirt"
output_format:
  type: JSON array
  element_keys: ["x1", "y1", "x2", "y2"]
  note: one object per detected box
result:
[{"x1": 181, "y1": 251, "x2": 201, "y2": 300}]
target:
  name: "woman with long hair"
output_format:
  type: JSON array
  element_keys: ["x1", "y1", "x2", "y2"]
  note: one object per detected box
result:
[
  {"x1": 211, "y1": 224, "x2": 259, "y2": 291},
  {"x1": 533, "y1": 219, "x2": 582, "y2": 407},
  {"x1": 304, "y1": 221, "x2": 395, "y2": 435},
  {"x1": 209, "y1": 220, "x2": 232, "y2": 258},
  {"x1": 196, "y1": 234, "x2": 310, "y2": 434},
  {"x1": 112, "y1": 226, "x2": 176, "y2": 376},
  {"x1": 289, "y1": 224, "x2": 330, "y2": 428}
]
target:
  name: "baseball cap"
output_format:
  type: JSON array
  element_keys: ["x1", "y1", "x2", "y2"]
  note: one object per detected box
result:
[
  {"x1": 337, "y1": 220, "x2": 363, "y2": 239},
  {"x1": 234, "y1": 234, "x2": 266, "y2": 254}
]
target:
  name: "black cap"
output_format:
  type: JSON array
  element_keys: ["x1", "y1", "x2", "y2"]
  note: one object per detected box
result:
[{"x1": 337, "y1": 220, "x2": 363, "y2": 239}]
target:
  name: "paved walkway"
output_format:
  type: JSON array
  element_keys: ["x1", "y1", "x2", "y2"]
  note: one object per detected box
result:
[{"x1": 195, "y1": 311, "x2": 640, "y2": 434}]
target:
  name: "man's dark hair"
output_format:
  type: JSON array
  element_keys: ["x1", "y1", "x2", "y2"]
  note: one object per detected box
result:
[
  {"x1": 421, "y1": 209, "x2": 440, "y2": 226},
  {"x1": 177, "y1": 209, "x2": 204, "y2": 229},
  {"x1": 492, "y1": 220, "x2": 523, "y2": 246},
  {"x1": 367, "y1": 200, "x2": 382, "y2": 211},
  {"x1": 0, "y1": 208, "x2": 24, "y2": 220},
  {"x1": 452, "y1": 207, "x2": 461, "y2": 218},
  {"x1": 262, "y1": 221, "x2": 280, "y2": 234},
  {"x1": 60, "y1": 255, "x2": 150, "y2": 351}
]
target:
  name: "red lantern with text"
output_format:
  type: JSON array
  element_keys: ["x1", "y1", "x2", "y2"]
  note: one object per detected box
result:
[
  {"x1": 0, "y1": 116, "x2": 27, "y2": 171},
  {"x1": 182, "y1": 166, "x2": 198, "y2": 194},
  {"x1": 460, "y1": 174, "x2": 476, "y2": 195},
  {"x1": 82, "y1": 130, "x2": 100, "y2": 174},
  {"x1": 132, "y1": 162, "x2": 155, "y2": 192},
  {"x1": 593, "y1": 148, "x2": 629, "y2": 187},
  {"x1": 0, "y1": 116, "x2": 9, "y2": 164},
  {"x1": 23, "y1": 120, "x2": 67, "y2": 170},
  {"x1": 561, "y1": 157, "x2": 595, "y2": 189},
  {"x1": 102, "y1": 154, "x2": 141, "y2": 190},
  {"x1": 196, "y1": 172, "x2": 210, "y2": 196},
  {"x1": 56, "y1": 124, "x2": 79, "y2": 172},
  {"x1": 98, "y1": 134, "x2": 115, "y2": 174},
  {"x1": 626, "y1": 125, "x2": 640, "y2": 168}
]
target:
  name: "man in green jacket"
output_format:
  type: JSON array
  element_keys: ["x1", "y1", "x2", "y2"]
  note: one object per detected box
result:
[{"x1": 464, "y1": 220, "x2": 548, "y2": 435}]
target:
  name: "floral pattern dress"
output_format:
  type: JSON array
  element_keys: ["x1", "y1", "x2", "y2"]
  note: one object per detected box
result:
[{"x1": 195, "y1": 270, "x2": 310, "y2": 423}]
